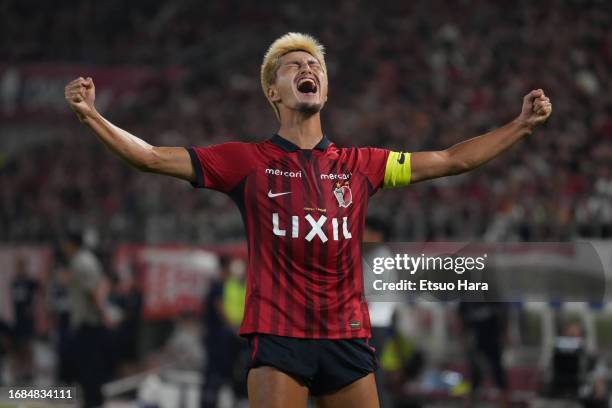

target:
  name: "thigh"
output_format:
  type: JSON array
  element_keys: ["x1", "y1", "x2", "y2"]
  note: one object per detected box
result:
[
  {"x1": 316, "y1": 373, "x2": 379, "y2": 408},
  {"x1": 248, "y1": 366, "x2": 309, "y2": 408}
]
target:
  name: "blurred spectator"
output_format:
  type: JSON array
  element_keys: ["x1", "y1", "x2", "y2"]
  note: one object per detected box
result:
[
  {"x1": 540, "y1": 320, "x2": 609, "y2": 407},
  {"x1": 364, "y1": 216, "x2": 396, "y2": 407},
  {"x1": 201, "y1": 255, "x2": 246, "y2": 408},
  {"x1": 165, "y1": 313, "x2": 204, "y2": 371},
  {"x1": 62, "y1": 230, "x2": 112, "y2": 408},
  {"x1": 223, "y1": 259, "x2": 248, "y2": 402},
  {"x1": 0, "y1": 319, "x2": 10, "y2": 385},
  {"x1": 9, "y1": 256, "x2": 39, "y2": 383},
  {"x1": 49, "y1": 266, "x2": 75, "y2": 384},
  {"x1": 458, "y1": 301, "x2": 508, "y2": 406},
  {"x1": 380, "y1": 309, "x2": 426, "y2": 408},
  {"x1": 107, "y1": 272, "x2": 143, "y2": 376},
  {"x1": 364, "y1": 216, "x2": 395, "y2": 347}
]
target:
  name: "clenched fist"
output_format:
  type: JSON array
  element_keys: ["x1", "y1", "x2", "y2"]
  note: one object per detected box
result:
[
  {"x1": 64, "y1": 77, "x2": 96, "y2": 121},
  {"x1": 517, "y1": 89, "x2": 552, "y2": 130}
]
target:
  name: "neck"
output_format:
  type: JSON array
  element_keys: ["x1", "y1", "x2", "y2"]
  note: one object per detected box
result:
[{"x1": 277, "y1": 111, "x2": 324, "y2": 149}]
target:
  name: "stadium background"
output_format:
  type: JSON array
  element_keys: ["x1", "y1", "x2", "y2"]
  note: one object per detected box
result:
[{"x1": 1, "y1": 0, "x2": 612, "y2": 407}]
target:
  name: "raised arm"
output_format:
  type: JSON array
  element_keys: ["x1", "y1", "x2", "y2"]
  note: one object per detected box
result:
[
  {"x1": 410, "y1": 89, "x2": 552, "y2": 184},
  {"x1": 64, "y1": 77, "x2": 195, "y2": 181}
]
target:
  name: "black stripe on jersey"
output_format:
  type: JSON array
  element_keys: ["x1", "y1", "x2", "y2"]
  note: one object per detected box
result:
[
  {"x1": 268, "y1": 160, "x2": 282, "y2": 334},
  {"x1": 366, "y1": 178, "x2": 374, "y2": 197},
  {"x1": 228, "y1": 178, "x2": 248, "y2": 233},
  {"x1": 355, "y1": 180, "x2": 369, "y2": 335},
  {"x1": 297, "y1": 152, "x2": 315, "y2": 337},
  {"x1": 335, "y1": 223, "x2": 348, "y2": 337},
  {"x1": 337, "y1": 160, "x2": 354, "y2": 337},
  {"x1": 248, "y1": 172, "x2": 262, "y2": 332},
  {"x1": 279, "y1": 156, "x2": 295, "y2": 337},
  {"x1": 186, "y1": 147, "x2": 205, "y2": 188},
  {"x1": 311, "y1": 156, "x2": 329, "y2": 337}
]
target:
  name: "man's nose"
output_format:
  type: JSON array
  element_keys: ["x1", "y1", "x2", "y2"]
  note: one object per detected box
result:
[{"x1": 298, "y1": 64, "x2": 313, "y2": 75}]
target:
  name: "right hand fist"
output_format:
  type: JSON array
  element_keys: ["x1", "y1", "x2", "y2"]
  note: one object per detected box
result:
[
  {"x1": 516, "y1": 89, "x2": 552, "y2": 131},
  {"x1": 64, "y1": 77, "x2": 96, "y2": 121}
]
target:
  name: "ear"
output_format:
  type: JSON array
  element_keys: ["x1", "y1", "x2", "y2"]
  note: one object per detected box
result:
[{"x1": 268, "y1": 84, "x2": 281, "y2": 103}]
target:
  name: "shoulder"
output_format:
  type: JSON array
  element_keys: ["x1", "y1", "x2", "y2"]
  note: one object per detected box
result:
[
  {"x1": 330, "y1": 145, "x2": 389, "y2": 156},
  {"x1": 328, "y1": 145, "x2": 390, "y2": 166},
  {"x1": 191, "y1": 140, "x2": 266, "y2": 162},
  {"x1": 192, "y1": 140, "x2": 261, "y2": 153}
]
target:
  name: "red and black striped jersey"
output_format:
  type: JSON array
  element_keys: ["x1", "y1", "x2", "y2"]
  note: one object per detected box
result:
[{"x1": 188, "y1": 134, "x2": 395, "y2": 339}]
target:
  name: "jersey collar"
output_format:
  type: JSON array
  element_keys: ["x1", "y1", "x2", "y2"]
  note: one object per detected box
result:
[{"x1": 270, "y1": 134, "x2": 331, "y2": 152}]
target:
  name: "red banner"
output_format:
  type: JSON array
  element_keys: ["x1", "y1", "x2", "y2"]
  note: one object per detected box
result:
[{"x1": 114, "y1": 245, "x2": 221, "y2": 321}]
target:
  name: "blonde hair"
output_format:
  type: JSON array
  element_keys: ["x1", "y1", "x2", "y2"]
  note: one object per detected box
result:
[{"x1": 261, "y1": 32, "x2": 327, "y2": 121}]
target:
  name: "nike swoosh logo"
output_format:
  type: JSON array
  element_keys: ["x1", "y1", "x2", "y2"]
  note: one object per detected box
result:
[
  {"x1": 397, "y1": 152, "x2": 405, "y2": 165},
  {"x1": 268, "y1": 190, "x2": 292, "y2": 198}
]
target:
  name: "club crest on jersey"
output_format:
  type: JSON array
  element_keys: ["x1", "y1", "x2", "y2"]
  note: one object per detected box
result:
[{"x1": 333, "y1": 181, "x2": 352, "y2": 208}]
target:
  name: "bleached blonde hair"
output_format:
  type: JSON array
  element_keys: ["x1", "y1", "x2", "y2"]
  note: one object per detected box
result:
[{"x1": 261, "y1": 32, "x2": 327, "y2": 121}]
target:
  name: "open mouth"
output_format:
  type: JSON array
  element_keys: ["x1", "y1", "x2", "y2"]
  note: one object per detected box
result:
[{"x1": 297, "y1": 78, "x2": 318, "y2": 94}]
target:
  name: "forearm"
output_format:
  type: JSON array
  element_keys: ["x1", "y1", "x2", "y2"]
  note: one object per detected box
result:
[
  {"x1": 80, "y1": 109, "x2": 155, "y2": 171},
  {"x1": 66, "y1": 77, "x2": 194, "y2": 180},
  {"x1": 446, "y1": 119, "x2": 532, "y2": 173},
  {"x1": 410, "y1": 119, "x2": 533, "y2": 183},
  {"x1": 410, "y1": 89, "x2": 551, "y2": 183}
]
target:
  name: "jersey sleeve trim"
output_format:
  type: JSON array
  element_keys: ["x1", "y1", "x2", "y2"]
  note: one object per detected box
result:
[
  {"x1": 186, "y1": 147, "x2": 204, "y2": 188},
  {"x1": 383, "y1": 151, "x2": 411, "y2": 188}
]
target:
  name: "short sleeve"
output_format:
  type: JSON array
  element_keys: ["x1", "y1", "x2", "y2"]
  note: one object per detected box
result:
[
  {"x1": 187, "y1": 142, "x2": 255, "y2": 193},
  {"x1": 357, "y1": 147, "x2": 391, "y2": 194}
]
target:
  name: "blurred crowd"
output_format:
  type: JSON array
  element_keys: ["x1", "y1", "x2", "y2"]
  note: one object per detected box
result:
[
  {"x1": 0, "y1": 238, "x2": 247, "y2": 408},
  {"x1": 1, "y1": 0, "x2": 612, "y2": 246}
]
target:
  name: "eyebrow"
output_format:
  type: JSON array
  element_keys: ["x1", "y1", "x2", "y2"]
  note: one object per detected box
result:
[{"x1": 284, "y1": 59, "x2": 320, "y2": 65}]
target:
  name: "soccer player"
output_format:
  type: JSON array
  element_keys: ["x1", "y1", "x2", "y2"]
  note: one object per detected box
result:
[{"x1": 64, "y1": 32, "x2": 552, "y2": 408}]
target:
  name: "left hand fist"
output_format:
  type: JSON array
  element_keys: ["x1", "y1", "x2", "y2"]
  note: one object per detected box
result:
[{"x1": 517, "y1": 89, "x2": 552, "y2": 130}]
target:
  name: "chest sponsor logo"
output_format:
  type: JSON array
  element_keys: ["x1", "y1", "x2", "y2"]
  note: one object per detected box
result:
[
  {"x1": 320, "y1": 172, "x2": 352, "y2": 180},
  {"x1": 333, "y1": 181, "x2": 352, "y2": 208},
  {"x1": 265, "y1": 168, "x2": 302, "y2": 178},
  {"x1": 272, "y1": 213, "x2": 352, "y2": 242}
]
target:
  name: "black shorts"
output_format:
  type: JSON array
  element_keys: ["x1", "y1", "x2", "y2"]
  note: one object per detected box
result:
[{"x1": 246, "y1": 334, "x2": 378, "y2": 396}]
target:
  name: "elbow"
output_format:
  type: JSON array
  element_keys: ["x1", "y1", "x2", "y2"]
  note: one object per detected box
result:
[
  {"x1": 134, "y1": 159, "x2": 154, "y2": 173},
  {"x1": 452, "y1": 159, "x2": 472, "y2": 175},
  {"x1": 136, "y1": 148, "x2": 161, "y2": 173},
  {"x1": 136, "y1": 164, "x2": 153, "y2": 173},
  {"x1": 137, "y1": 161, "x2": 155, "y2": 173}
]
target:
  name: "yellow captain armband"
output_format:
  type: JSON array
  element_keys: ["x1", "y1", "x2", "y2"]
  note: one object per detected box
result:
[{"x1": 383, "y1": 151, "x2": 411, "y2": 188}]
